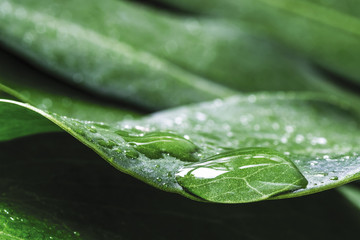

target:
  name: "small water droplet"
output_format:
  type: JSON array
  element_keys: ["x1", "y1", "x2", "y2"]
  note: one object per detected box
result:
[
  {"x1": 314, "y1": 172, "x2": 328, "y2": 177},
  {"x1": 330, "y1": 176, "x2": 339, "y2": 180},
  {"x1": 311, "y1": 137, "x2": 327, "y2": 145},
  {"x1": 285, "y1": 125, "x2": 294, "y2": 133},
  {"x1": 295, "y1": 134, "x2": 304, "y2": 143},
  {"x1": 97, "y1": 139, "x2": 117, "y2": 149},
  {"x1": 74, "y1": 128, "x2": 85, "y2": 136},
  {"x1": 86, "y1": 126, "x2": 97, "y2": 133},
  {"x1": 124, "y1": 149, "x2": 139, "y2": 159},
  {"x1": 310, "y1": 161, "x2": 318, "y2": 166}
]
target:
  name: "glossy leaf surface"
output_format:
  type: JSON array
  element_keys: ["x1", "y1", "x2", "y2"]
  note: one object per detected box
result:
[{"x1": 1, "y1": 92, "x2": 360, "y2": 203}]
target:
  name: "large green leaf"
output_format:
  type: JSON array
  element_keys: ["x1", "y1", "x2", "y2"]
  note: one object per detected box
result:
[
  {"x1": 156, "y1": 0, "x2": 360, "y2": 85},
  {"x1": 1, "y1": 92, "x2": 360, "y2": 203},
  {"x1": 1, "y1": 133, "x2": 360, "y2": 239},
  {"x1": 0, "y1": 0, "x2": 349, "y2": 110}
]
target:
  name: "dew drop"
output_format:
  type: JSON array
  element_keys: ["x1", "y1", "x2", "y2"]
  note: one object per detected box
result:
[
  {"x1": 176, "y1": 147, "x2": 307, "y2": 203},
  {"x1": 97, "y1": 139, "x2": 117, "y2": 149},
  {"x1": 117, "y1": 130, "x2": 199, "y2": 161},
  {"x1": 124, "y1": 149, "x2": 139, "y2": 159}
]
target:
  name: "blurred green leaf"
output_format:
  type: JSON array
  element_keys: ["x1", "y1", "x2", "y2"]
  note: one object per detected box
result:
[
  {"x1": 156, "y1": 0, "x2": 360, "y2": 85},
  {"x1": 0, "y1": 0, "x2": 353, "y2": 110},
  {"x1": 338, "y1": 185, "x2": 360, "y2": 210}
]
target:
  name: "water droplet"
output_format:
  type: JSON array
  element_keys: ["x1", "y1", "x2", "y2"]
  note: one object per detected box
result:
[
  {"x1": 330, "y1": 176, "x2": 339, "y2": 180},
  {"x1": 195, "y1": 112, "x2": 207, "y2": 121},
  {"x1": 124, "y1": 149, "x2": 139, "y2": 159},
  {"x1": 285, "y1": 125, "x2": 294, "y2": 133},
  {"x1": 295, "y1": 134, "x2": 304, "y2": 143},
  {"x1": 310, "y1": 161, "x2": 318, "y2": 166},
  {"x1": 92, "y1": 123, "x2": 111, "y2": 129},
  {"x1": 314, "y1": 172, "x2": 328, "y2": 177},
  {"x1": 176, "y1": 147, "x2": 307, "y2": 203},
  {"x1": 86, "y1": 125, "x2": 97, "y2": 133},
  {"x1": 97, "y1": 139, "x2": 117, "y2": 149},
  {"x1": 116, "y1": 130, "x2": 199, "y2": 162},
  {"x1": 73, "y1": 231, "x2": 80, "y2": 237},
  {"x1": 311, "y1": 137, "x2": 327, "y2": 145},
  {"x1": 74, "y1": 128, "x2": 85, "y2": 136}
]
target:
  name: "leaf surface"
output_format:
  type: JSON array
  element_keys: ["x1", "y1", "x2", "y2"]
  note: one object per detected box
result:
[{"x1": 1, "y1": 92, "x2": 360, "y2": 203}]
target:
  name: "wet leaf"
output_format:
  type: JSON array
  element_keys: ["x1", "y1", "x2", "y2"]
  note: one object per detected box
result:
[{"x1": 1, "y1": 92, "x2": 360, "y2": 203}]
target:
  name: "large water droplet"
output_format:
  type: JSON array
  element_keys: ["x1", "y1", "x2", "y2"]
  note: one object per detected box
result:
[{"x1": 176, "y1": 147, "x2": 307, "y2": 203}]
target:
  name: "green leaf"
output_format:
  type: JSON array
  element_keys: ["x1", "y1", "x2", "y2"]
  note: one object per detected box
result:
[
  {"x1": 1, "y1": 92, "x2": 360, "y2": 203},
  {"x1": 0, "y1": 0, "x2": 235, "y2": 110},
  {"x1": 338, "y1": 185, "x2": 360, "y2": 210},
  {"x1": 156, "y1": 0, "x2": 360, "y2": 85},
  {"x1": 0, "y1": 49, "x2": 140, "y2": 122},
  {"x1": 1, "y1": 133, "x2": 360, "y2": 239},
  {"x1": 0, "y1": 99, "x2": 60, "y2": 141},
  {"x1": 0, "y1": 0, "x2": 350, "y2": 110}
]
